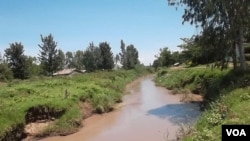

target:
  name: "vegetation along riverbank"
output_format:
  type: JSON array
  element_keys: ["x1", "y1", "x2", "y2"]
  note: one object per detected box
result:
[
  {"x1": 154, "y1": 66, "x2": 250, "y2": 141},
  {"x1": 0, "y1": 33, "x2": 153, "y2": 141},
  {"x1": 0, "y1": 68, "x2": 152, "y2": 141}
]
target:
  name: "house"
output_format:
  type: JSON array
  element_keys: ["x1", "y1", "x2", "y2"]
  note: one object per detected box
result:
[{"x1": 53, "y1": 68, "x2": 86, "y2": 76}]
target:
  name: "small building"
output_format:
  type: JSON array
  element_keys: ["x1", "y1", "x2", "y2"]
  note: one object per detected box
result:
[{"x1": 53, "y1": 68, "x2": 85, "y2": 76}]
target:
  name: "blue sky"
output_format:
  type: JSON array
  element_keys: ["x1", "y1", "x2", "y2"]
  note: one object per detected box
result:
[{"x1": 0, "y1": 0, "x2": 197, "y2": 65}]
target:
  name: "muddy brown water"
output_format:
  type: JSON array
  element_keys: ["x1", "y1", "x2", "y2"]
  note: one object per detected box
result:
[{"x1": 40, "y1": 76, "x2": 200, "y2": 141}]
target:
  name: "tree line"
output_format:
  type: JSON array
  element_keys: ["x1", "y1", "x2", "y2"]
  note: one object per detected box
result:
[
  {"x1": 0, "y1": 34, "x2": 140, "y2": 81},
  {"x1": 153, "y1": 0, "x2": 250, "y2": 70}
]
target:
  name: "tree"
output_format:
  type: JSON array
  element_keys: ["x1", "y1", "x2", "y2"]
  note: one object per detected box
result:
[
  {"x1": 83, "y1": 42, "x2": 102, "y2": 72},
  {"x1": 152, "y1": 59, "x2": 160, "y2": 70},
  {"x1": 65, "y1": 51, "x2": 74, "y2": 68},
  {"x1": 4, "y1": 42, "x2": 30, "y2": 79},
  {"x1": 179, "y1": 36, "x2": 207, "y2": 65},
  {"x1": 74, "y1": 50, "x2": 84, "y2": 69},
  {"x1": 57, "y1": 49, "x2": 65, "y2": 70},
  {"x1": 99, "y1": 42, "x2": 114, "y2": 70},
  {"x1": 171, "y1": 51, "x2": 183, "y2": 64},
  {"x1": 126, "y1": 44, "x2": 140, "y2": 69},
  {"x1": 0, "y1": 63, "x2": 13, "y2": 81},
  {"x1": 168, "y1": 0, "x2": 250, "y2": 70},
  {"x1": 119, "y1": 40, "x2": 140, "y2": 69},
  {"x1": 154, "y1": 47, "x2": 173, "y2": 67},
  {"x1": 178, "y1": 37, "x2": 198, "y2": 62},
  {"x1": 115, "y1": 54, "x2": 120, "y2": 65},
  {"x1": 119, "y1": 40, "x2": 127, "y2": 69},
  {"x1": 244, "y1": 43, "x2": 250, "y2": 61},
  {"x1": 38, "y1": 34, "x2": 59, "y2": 75},
  {"x1": 25, "y1": 56, "x2": 42, "y2": 76},
  {"x1": 93, "y1": 45, "x2": 103, "y2": 70},
  {"x1": 83, "y1": 49, "x2": 94, "y2": 72}
]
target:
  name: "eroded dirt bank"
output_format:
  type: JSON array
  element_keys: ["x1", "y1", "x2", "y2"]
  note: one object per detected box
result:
[{"x1": 39, "y1": 75, "x2": 200, "y2": 141}]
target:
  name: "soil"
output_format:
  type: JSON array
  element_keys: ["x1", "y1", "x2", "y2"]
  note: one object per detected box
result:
[
  {"x1": 79, "y1": 102, "x2": 94, "y2": 119},
  {"x1": 22, "y1": 102, "x2": 94, "y2": 141},
  {"x1": 179, "y1": 93, "x2": 204, "y2": 103},
  {"x1": 24, "y1": 121, "x2": 54, "y2": 136}
]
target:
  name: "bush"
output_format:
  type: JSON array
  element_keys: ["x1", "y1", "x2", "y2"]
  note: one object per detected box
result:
[
  {"x1": 0, "y1": 63, "x2": 13, "y2": 82},
  {"x1": 240, "y1": 92, "x2": 250, "y2": 101}
]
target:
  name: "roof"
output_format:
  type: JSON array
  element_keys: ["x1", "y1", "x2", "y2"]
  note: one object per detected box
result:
[{"x1": 53, "y1": 68, "x2": 85, "y2": 76}]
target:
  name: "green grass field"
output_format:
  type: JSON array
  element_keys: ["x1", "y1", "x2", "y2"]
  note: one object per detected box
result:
[{"x1": 0, "y1": 69, "x2": 151, "y2": 140}]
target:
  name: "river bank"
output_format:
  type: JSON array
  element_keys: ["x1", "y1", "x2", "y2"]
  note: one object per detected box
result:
[
  {"x1": 0, "y1": 69, "x2": 150, "y2": 141},
  {"x1": 23, "y1": 75, "x2": 152, "y2": 141},
  {"x1": 154, "y1": 67, "x2": 250, "y2": 141}
]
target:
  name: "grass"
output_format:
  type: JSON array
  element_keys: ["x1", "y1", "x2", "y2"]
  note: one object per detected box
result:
[
  {"x1": 154, "y1": 67, "x2": 250, "y2": 141},
  {"x1": 0, "y1": 68, "x2": 151, "y2": 140},
  {"x1": 183, "y1": 88, "x2": 250, "y2": 141}
]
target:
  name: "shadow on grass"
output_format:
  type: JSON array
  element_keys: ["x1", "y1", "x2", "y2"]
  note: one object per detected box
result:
[
  {"x1": 146, "y1": 103, "x2": 200, "y2": 125},
  {"x1": 202, "y1": 69, "x2": 250, "y2": 106}
]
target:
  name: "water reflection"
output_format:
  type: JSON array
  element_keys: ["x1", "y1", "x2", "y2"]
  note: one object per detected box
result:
[{"x1": 147, "y1": 103, "x2": 200, "y2": 125}]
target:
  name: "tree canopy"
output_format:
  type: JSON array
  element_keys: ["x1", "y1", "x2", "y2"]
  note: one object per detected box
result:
[
  {"x1": 38, "y1": 34, "x2": 59, "y2": 75},
  {"x1": 2, "y1": 35, "x2": 142, "y2": 79},
  {"x1": 99, "y1": 42, "x2": 114, "y2": 70},
  {"x1": 4, "y1": 42, "x2": 30, "y2": 79},
  {"x1": 168, "y1": 0, "x2": 250, "y2": 70},
  {"x1": 83, "y1": 42, "x2": 102, "y2": 72},
  {"x1": 119, "y1": 40, "x2": 140, "y2": 69}
]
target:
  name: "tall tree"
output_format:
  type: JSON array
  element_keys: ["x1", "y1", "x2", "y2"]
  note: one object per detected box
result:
[
  {"x1": 4, "y1": 42, "x2": 30, "y2": 79},
  {"x1": 170, "y1": 51, "x2": 182, "y2": 64},
  {"x1": 99, "y1": 42, "x2": 114, "y2": 70},
  {"x1": 83, "y1": 42, "x2": 102, "y2": 71},
  {"x1": 93, "y1": 44, "x2": 103, "y2": 70},
  {"x1": 57, "y1": 49, "x2": 65, "y2": 70},
  {"x1": 38, "y1": 34, "x2": 59, "y2": 75},
  {"x1": 152, "y1": 59, "x2": 160, "y2": 69},
  {"x1": 65, "y1": 51, "x2": 74, "y2": 68},
  {"x1": 168, "y1": 0, "x2": 250, "y2": 70},
  {"x1": 126, "y1": 44, "x2": 139, "y2": 69},
  {"x1": 179, "y1": 36, "x2": 211, "y2": 65},
  {"x1": 119, "y1": 40, "x2": 127, "y2": 69},
  {"x1": 24, "y1": 56, "x2": 42, "y2": 76},
  {"x1": 115, "y1": 54, "x2": 120, "y2": 65},
  {"x1": 154, "y1": 47, "x2": 173, "y2": 67},
  {"x1": 83, "y1": 49, "x2": 94, "y2": 71},
  {"x1": 74, "y1": 50, "x2": 84, "y2": 69},
  {"x1": 119, "y1": 40, "x2": 140, "y2": 69}
]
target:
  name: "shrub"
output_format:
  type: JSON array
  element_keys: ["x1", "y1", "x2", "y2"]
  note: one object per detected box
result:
[{"x1": 0, "y1": 63, "x2": 13, "y2": 82}]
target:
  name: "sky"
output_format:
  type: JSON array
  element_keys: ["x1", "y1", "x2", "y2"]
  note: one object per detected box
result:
[{"x1": 0, "y1": 0, "x2": 197, "y2": 66}]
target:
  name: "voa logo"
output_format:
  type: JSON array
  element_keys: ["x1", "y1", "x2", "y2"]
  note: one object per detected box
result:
[{"x1": 226, "y1": 129, "x2": 246, "y2": 136}]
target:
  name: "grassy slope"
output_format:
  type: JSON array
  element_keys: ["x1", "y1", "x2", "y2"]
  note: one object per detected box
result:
[
  {"x1": 0, "y1": 68, "x2": 151, "y2": 140},
  {"x1": 154, "y1": 67, "x2": 250, "y2": 141}
]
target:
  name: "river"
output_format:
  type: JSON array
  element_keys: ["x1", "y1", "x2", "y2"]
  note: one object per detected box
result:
[{"x1": 40, "y1": 75, "x2": 200, "y2": 141}]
